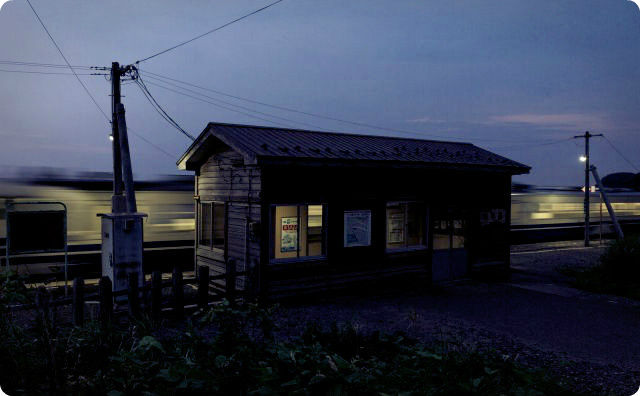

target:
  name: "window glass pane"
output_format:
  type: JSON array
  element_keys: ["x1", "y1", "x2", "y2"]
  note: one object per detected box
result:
[
  {"x1": 407, "y1": 203, "x2": 425, "y2": 246},
  {"x1": 199, "y1": 203, "x2": 211, "y2": 247},
  {"x1": 212, "y1": 203, "x2": 225, "y2": 249},
  {"x1": 273, "y1": 204, "x2": 325, "y2": 259},
  {"x1": 433, "y1": 219, "x2": 451, "y2": 250},
  {"x1": 305, "y1": 205, "x2": 324, "y2": 257},
  {"x1": 452, "y1": 219, "x2": 465, "y2": 249},
  {"x1": 386, "y1": 204, "x2": 405, "y2": 249},
  {"x1": 274, "y1": 205, "x2": 299, "y2": 259}
]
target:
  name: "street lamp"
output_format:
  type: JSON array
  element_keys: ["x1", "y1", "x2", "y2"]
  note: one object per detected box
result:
[{"x1": 579, "y1": 155, "x2": 587, "y2": 162}]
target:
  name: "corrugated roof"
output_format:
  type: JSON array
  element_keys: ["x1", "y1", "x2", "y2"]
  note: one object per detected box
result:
[{"x1": 178, "y1": 122, "x2": 530, "y2": 174}]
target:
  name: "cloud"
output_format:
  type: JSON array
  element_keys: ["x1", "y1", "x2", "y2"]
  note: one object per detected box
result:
[
  {"x1": 406, "y1": 116, "x2": 446, "y2": 124},
  {"x1": 488, "y1": 113, "x2": 610, "y2": 131}
]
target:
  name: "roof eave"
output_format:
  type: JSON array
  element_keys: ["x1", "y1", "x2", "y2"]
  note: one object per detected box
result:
[
  {"x1": 176, "y1": 124, "x2": 258, "y2": 171},
  {"x1": 256, "y1": 155, "x2": 531, "y2": 174}
]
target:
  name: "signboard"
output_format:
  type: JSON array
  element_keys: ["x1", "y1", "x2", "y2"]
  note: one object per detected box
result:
[
  {"x1": 387, "y1": 213, "x2": 405, "y2": 243},
  {"x1": 7, "y1": 210, "x2": 65, "y2": 254},
  {"x1": 344, "y1": 210, "x2": 371, "y2": 247},
  {"x1": 280, "y1": 217, "x2": 298, "y2": 253}
]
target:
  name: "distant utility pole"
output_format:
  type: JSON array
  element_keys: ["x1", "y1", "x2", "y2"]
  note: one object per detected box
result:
[{"x1": 573, "y1": 131, "x2": 602, "y2": 247}]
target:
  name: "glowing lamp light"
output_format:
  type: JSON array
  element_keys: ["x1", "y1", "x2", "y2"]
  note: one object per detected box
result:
[
  {"x1": 579, "y1": 155, "x2": 587, "y2": 162},
  {"x1": 109, "y1": 134, "x2": 114, "y2": 142}
]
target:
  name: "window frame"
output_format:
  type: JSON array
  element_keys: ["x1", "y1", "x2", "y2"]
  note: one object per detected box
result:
[
  {"x1": 385, "y1": 201, "x2": 428, "y2": 253},
  {"x1": 198, "y1": 201, "x2": 227, "y2": 253},
  {"x1": 269, "y1": 203, "x2": 328, "y2": 263},
  {"x1": 431, "y1": 209, "x2": 467, "y2": 251}
]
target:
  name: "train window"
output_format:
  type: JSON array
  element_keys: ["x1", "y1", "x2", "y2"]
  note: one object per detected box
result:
[
  {"x1": 273, "y1": 204, "x2": 326, "y2": 260},
  {"x1": 199, "y1": 202, "x2": 226, "y2": 251},
  {"x1": 386, "y1": 202, "x2": 426, "y2": 250}
]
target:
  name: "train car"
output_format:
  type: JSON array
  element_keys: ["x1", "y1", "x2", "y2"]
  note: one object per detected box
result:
[
  {"x1": 3, "y1": 175, "x2": 640, "y2": 280},
  {"x1": 511, "y1": 187, "x2": 640, "y2": 243},
  {"x1": 0, "y1": 176, "x2": 195, "y2": 279}
]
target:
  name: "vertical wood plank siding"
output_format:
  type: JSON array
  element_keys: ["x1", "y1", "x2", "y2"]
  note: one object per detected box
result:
[{"x1": 196, "y1": 149, "x2": 261, "y2": 291}]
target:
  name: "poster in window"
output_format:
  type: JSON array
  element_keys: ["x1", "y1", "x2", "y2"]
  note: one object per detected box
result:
[
  {"x1": 344, "y1": 210, "x2": 371, "y2": 247},
  {"x1": 280, "y1": 217, "x2": 298, "y2": 252},
  {"x1": 387, "y1": 213, "x2": 405, "y2": 243}
]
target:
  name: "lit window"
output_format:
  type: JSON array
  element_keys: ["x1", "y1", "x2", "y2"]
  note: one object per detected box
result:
[
  {"x1": 433, "y1": 219, "x2": 450, "y2": 250},
  {"x1": 386, "y1": 202, "x2": 426, "y2": 250},
  {"x1": 199, "y1": 202, "x2": 225, "y2": 250},
  {"x1": 432, "y1": 214, "x2": 466, "y2": 250},
  {"x1": 273, "y1": 204, "x2": 325, "y2": 259}
]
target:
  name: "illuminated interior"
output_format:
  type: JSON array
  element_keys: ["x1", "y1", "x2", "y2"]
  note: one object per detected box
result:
[
  {"x1": 386, "y1": 202, "x2": 425, "y2": 249},
  {"x1": 273, "y1": 204, "x2": 324, "y2": 259}
]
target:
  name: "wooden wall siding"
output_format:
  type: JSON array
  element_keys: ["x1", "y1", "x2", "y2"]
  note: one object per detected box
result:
[
  {"x1": 259, "y1": 164, "x2": 511, "y2": 293},
  {"x1": 196, "y1": 149, "x2": 262, "y2": 291}
]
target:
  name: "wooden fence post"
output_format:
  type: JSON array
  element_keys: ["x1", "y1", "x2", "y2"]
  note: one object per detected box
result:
[
  {"x1": 99, "y1": 276, "x2": 113, "y2": 328},
  {"x1": 151, "y1": 271, "x2": 162, "y2": 320},
  {"x1": 226, "y1": 258, "x2": 236, "y2": 304},
  {"x1": 35, "y1": 286, "x2": 52, "y2": 326},
  {"x1": 128, "y1": 272, "x2": 140, "y2": 318},
  {"x1": 72, "y1": 277, "x2": 84, "y2": 326},
  {"x1": 172, "y1": 266, "x2": 184, "y2": 319},
  {"x1": 197, "y1": 265, "x2": 210, "y2": 310}
]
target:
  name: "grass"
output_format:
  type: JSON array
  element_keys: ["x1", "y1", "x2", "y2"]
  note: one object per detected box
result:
[{"x1": 559, "y1": 235, "x2": 640, "y2": 300}]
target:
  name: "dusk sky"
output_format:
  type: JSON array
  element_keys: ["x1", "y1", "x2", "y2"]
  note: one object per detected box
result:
[{"x1": 0, "y1": 0, "x2": 639, "y2": 185}]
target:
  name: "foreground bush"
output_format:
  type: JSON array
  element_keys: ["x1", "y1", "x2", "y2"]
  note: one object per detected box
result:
[{"x1": 1, "y1": 284, "x2": 578, "y2": 395}]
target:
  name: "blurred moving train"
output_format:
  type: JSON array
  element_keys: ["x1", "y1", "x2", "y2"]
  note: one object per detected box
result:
[
  {"x1": 1, "y1": 172, "x2": 640, "y2": 278},
  {"x1": 0, "y1": 173, "x2": 195, "y2": 279}
]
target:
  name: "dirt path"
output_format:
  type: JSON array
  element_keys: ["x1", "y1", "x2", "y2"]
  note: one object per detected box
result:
[{"x1": 274, "y1": 242, "x2": 640, "y2": 395}]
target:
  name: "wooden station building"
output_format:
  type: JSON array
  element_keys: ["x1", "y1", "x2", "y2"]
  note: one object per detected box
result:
[{"x1": 177, "y1": 122, "x2": 530, "y2": 297}]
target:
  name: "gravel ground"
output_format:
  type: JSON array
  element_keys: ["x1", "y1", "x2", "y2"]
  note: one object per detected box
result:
[{"x1": 271, "y1": 243, "x2": 640, "y2": 396}]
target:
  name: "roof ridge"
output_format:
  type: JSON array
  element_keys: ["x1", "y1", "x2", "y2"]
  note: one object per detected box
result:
[{"x1": 207, "y1": 121, "x2": 475, "y2": 146}]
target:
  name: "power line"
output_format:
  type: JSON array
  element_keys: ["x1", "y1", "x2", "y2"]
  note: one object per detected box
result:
[
  {"x1": 134, "y1": 75, "x2": 196, "y2": 140},
  {"x1": 135, "y1": 0, "x2": 284, "y2": 64},
  {"x1": 0, "y1": 60, "x2": 99, "y2": 69},
  {"x1": 128, "y1": 127, "x2": 177, "y2": 159},
  {"x1": 142, "y1": 79, "x2": 297, "y2": 129},
  {"x1": 140, "y1": 69, "x2": 536, "y2": 143},
  {"x1": 601, "y1": 135, "x2": 639, "y2": 171},
  {"x1": 487, "y1": 137, "x2": 574, "y2": 151},
  {"x1": 25, "y1": 0, "x2": 110, "y2": 122},
  {"x1": 141, "y1": 74, "x2": 326, "y2": 130},
  {"x1": 0, "y1": 68, "x2": 105, "y2": 76}
]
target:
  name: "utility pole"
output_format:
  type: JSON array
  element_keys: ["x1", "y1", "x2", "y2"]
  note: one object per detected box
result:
[
  {"x1": 99, "y1": 61, "x2": 146, "y2": 296},
  {"x1": 573, "y1": 131, "x2": 602, "y2": 247},
  {"x1": 110, "y1": 62, "x2": 125, "y2": 213}
]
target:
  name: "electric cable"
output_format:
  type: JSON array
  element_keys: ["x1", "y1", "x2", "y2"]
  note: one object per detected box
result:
[
  {"x1": 140, "y1": 69, "x2": 538, "y2": 144},
  {"x1": 25, "y1": 0, "x2": 110, "y2": 121},
  {"x1": 134, "y1": 76, "x2": 196, "y2": 140},
  {"x1": 601, "y1": 135, "x2": 639, "y2": 171},
  {"x1": 135, "y1": 0, "x2": 284, "y2": 64},
  {"x1": 141, "y1": 76, "x2": 324, "y2": 130}
]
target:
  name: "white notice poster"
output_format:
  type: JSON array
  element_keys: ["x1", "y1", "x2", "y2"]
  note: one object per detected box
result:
[
  {"x1": 344, "y1": 210, "x2": 372, "y2": 247},
  {"x1": 387, "y1": 213, "x2": 405, "y2": 243},
  {"x1": 281, "y1": 217, "x2": 298, "y2": 252}
]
